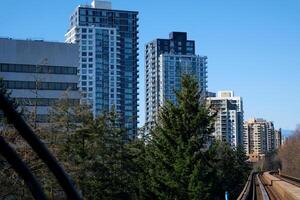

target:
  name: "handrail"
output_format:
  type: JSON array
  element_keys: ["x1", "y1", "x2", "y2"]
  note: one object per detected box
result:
[
  {"x1": 237, "y1": 171, "x2": 255, "y2": 200},
  {"x1": 279, "y1": 173, "x2": 300, "y2": 184},
  {"x1": 0, "y1": 92, "x2": 83, "y2": 200}
]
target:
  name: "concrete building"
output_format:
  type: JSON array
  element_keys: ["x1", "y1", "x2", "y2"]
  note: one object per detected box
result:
[
  {"x1": 266, "y1": 121, "x2": 275, "y2": 152},
  {"x1": 244, "y1": 118, "x2": 268, "y2": 157},
  {"x1": 145, "y1": 32, "x2": 207, "y2": 130},
  {"x1": 274, "y1": 129, "x2": 282, "y2": 149},
  {"x1": 207, "y1": 91, "x2": 244, "y2": 147},
  {"x1": 65, "y1": 0, "x2": 139, "y2": 139},
  {"x1": 0, "y1": 38, "x2": 80, "y2": 123},
  {"x1": 243, "y1": 118, "x2": 281, "y2": 161}
]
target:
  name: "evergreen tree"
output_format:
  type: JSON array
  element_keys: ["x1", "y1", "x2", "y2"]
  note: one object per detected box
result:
[
  {"x1": 143, "y1": 75, "x2": 250, "y2": 200},
  {"x1": 145, "y1": 75, "x2": 216, "y2": 199}
]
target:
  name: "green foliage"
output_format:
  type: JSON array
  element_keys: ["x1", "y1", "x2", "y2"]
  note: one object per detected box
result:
[
  {"x1": 58, "y1": 109, "x2": 143, "y2": 199},
  {"x1": 142, "y1": 75, "x2": 250, "y2": 200},
  {"x1": 0, "y1": 75, "x2": 251, "y2": 200}
]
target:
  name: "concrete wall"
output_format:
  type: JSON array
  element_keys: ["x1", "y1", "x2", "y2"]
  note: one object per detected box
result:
[{"x1": 0, "y1": 38, "x2": 78, "y2": 67}]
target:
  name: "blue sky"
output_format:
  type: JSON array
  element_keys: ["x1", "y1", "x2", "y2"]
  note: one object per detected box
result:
[{"x1": 0, "y1": 0, "x2": 299, "y2": 130}]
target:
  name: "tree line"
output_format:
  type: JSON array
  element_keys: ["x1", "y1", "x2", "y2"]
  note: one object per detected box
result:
[
  {"x1": 0, "y1": 76, "x2": 251, "y2": 200},
  {"x1": 260, "y1": 129, "x2": 300, "y2": 178}
]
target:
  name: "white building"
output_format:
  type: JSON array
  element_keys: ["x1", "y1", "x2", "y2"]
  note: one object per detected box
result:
[
  {"x1": 207, "y1": 91, "x2": 244, "y2": 147},
  {"x1": 0, "y1": 38, "x2": 80, "y2": 123}
]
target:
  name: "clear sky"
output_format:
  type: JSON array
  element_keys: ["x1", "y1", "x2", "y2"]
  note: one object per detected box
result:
[{"x1": 0, "y1": 0, "x2": 299, "y2": 130}]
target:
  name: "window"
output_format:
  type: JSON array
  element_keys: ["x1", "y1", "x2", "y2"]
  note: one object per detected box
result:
[
  {"x1": 3, "y1": 81, "x2": 77, "y2": 91},
  {"x1": 0, "y1": 63, "x2": 76, "y2": 75}
]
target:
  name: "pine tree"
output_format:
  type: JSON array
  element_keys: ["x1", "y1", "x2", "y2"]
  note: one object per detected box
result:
[{"x1": 144, "y1": 75, "x2": 216, "y2": 199}]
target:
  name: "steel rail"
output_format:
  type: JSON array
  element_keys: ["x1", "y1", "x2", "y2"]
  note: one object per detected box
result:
[
  {"x1": 277, "y1": 173, "x2": 300, "y2": 187},
  {"x1": 256, "y1": 174, "x2": 270, "y2": 200},
  {"x1": 237, "y1": 171, "x2": 256, "y2": 200}
]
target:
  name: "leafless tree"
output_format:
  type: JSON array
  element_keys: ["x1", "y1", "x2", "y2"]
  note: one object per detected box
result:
[{"x1": 278, "y1": 128, "x2": 300, "y2": 178}]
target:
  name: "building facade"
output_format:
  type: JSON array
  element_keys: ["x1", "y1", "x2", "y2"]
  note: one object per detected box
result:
[
  {"x1": 244, "y1": 118, "x2": 268, "y2": 156},
  {"x1": 0, "y1": 38, "x2": 80, "y2": 123},
  {"x1": 274, "y1": 129, "x2": 282, "y2": 149},
  {"x1": 207, "y1": 91, "x2": 244, "y2": 147},
  {"x1": 243, "y1": 118, "x2": 281, "y2": 161},
  {"x1": 145, "y1": 32, "x2": 207, "y2": 129},
  {"x1": 65, "y1": 0, "x2": 139, "y2": 138}
]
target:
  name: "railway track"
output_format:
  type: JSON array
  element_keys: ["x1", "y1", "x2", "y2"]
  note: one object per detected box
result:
[
  {"x1": 257, "y1": 174, "x2": 281, "y2": 200},
  {"x1": 238, "y1": 171, "x2": 300, "y2": 200},
  {"x1": 274, "y1": 173, "x2": 300, "y2": 188}
]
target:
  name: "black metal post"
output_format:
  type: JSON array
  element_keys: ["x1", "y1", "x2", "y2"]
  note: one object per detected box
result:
[
  {"x1": 0, "y1": 93, "x2": 83, "y2": 200},
  {"x1": 0, "y1": 136, "x2": 48, "y2": 200}
]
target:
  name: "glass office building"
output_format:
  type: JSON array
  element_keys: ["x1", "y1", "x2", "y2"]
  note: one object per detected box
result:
[
  {"x1": 145, "y1": 32, "x2": 207, "y2": 130},
  {"x1": 66, "y1": 0, "x2": 139, "y2": 138}
]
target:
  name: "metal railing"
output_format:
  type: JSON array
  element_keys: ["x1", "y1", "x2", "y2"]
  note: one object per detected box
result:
[
  {"x1": 237, "y1": 171, "x2": 256, "y2": 200},
  {"x1": 0, "y1": 92, "x2": 83, "y2": 200}
]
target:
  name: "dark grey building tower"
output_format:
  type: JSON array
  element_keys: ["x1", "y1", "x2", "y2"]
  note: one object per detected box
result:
[
  {"x1": 145, "y1": 32, "x2": 207, "y2": 130},
  {"x1": 66, "y1": 0, "x2": 139, "y2": 139}
]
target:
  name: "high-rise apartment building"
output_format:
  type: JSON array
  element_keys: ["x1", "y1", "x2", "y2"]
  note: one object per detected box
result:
[
  {"x1": 274, "y1": 129, "x2": 282, "y2": 149},
  {"x1": 243, "y1": 118, "x2": 280, "y2": 161},
  {"x1": 65, "y1": 0, "x2": 139, "y2": 138},
  {"x1": 0, "y1": 38, "x2": 80, "y2": 123},
  {"x1": 244, "y1": 118, "x2": 268, "y2": 156},
  {"x1": 266, "y1": 121, "x2": 275, "y2": 152},
  {"x1": 145, "y1": 32, "x2": 207, "y2": 129},
  {"x1": 207, "y1": 91, "x2": 244, "y2": 147}
]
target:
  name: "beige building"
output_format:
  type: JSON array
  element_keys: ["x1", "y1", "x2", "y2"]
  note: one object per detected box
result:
[{"x1": 244, "y1": 118, "x2": 281, "y2": 162}]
